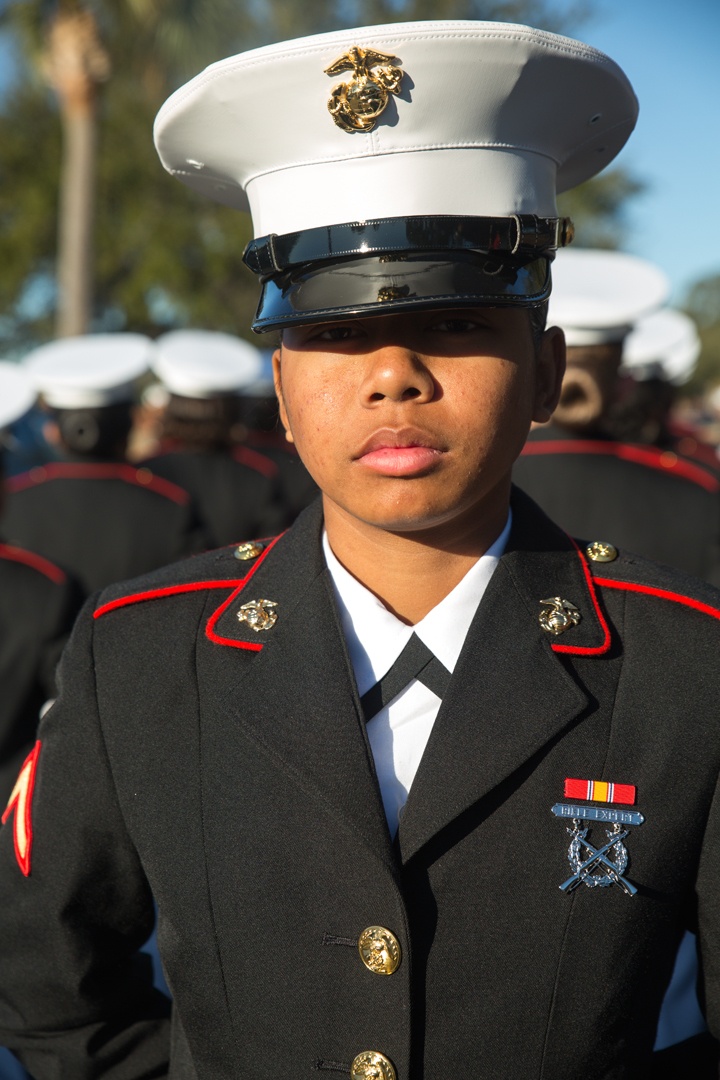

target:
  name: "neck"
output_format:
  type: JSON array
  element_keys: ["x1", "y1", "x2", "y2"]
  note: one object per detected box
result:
[{"x1": 323, "y1": 489, "x2": 510, "y2": 624}]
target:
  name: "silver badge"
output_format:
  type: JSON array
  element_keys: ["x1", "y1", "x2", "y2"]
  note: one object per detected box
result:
[{"x1": 552, "y1": 808, "x2": 642, "y2": 897}]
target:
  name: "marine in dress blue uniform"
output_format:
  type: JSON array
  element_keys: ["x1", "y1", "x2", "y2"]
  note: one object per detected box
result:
[
  {"x1": 513, "y1": 251, "x2": 720, "y2": 585},
  {"x1": 141, "y1": 330, "x2": 287, "y2": 544},
  {"x1": 238, "y1": 351, "x2": 319, "y2": 521},
  {"x1": 2, "y1": 335, "x2": 206, "y2": 597},
  {"x1": 0, "y1": 365, "x2": 81, "y2": 1080},
  {"x1": 0, "y1": 365, "x2": 82, "y2": 805},
  {"x1": 1, "y1": 20, "x2": 718, "y2": 1080}
]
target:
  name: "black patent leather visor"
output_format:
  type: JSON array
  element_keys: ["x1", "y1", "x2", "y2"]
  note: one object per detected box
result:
[{"x1": 252, "y1": 251, "x2": 551, "y2": 332}]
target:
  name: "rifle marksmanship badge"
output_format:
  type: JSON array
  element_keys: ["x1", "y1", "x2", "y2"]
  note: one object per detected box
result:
[
  {"x1": 325, "y1": 46, "x2": 404, "y2": 133},
  {"x1": 552, "y1": 777, "x2": 644, "y2": 897}
]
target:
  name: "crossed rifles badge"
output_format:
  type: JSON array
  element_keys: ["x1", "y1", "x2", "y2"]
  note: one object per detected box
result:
[
  {"x1": 325, "y1": 46, "x2": 404, "y2": 132},
  {"x1": 552, "y1": 778, "x2": 644, "y2": 897}
]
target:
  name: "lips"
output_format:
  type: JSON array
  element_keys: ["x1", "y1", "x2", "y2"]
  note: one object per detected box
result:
[{"x1": 355, "y1": 428, "x2": 445, "y2": 477}]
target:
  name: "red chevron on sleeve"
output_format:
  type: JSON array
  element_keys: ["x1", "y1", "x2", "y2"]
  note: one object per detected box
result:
[{"x1": 2, "y1": 741, "x2": 42, "y2": 877}]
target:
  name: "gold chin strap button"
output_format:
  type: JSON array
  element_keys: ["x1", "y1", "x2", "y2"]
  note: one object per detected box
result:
[
  {"x1": 358, "y1": 926, "x2": 401, "y2": 975},
  {"x1": 586, "y1": 540, "x2": 618, "y2": 563},
  {"x1": 234, "y1": 541, "x2": 265, "y2": 561},
  {"x1": 350, "y1": 1051, "x2": 397, "y2": 1080}
]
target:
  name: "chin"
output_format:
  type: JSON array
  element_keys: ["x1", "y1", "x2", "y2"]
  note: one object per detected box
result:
[{"x1": 350, "y1": 495, "x2": 473, "y2": 534}]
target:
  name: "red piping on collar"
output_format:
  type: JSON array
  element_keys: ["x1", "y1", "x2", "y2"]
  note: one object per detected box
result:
[
  {"x1": 0, "y1": 542, "x2": 66, "y2": 584},
  {"x1": 520, "y1": 440, "x2": 720, "y2": 494},
  {"x1": 94, "y1": 579, "x2": 248, "y2": 619},
  {"x1": 93, "y1": 532, "x2": 284, "y2": 654},
  {"x1": 203, "y1": 530, "x2": 285, "y2": 649},
  {"x1": 7, "y1": 463, "x2": 191, "y2": 505},
  {"x1": 204, "y1": 584, "x2": 263, "y2": 651},
  {"x1": 551, "y1": 539, "x2": 612, "y2": 656},
  {"x1": 593, "y1": 577, "x2": 720, "y2": 621}
]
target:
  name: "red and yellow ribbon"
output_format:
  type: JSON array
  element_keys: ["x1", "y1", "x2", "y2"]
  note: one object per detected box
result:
[{"x1": 564, "y1": 777, "x2": 636, "y2": 805}]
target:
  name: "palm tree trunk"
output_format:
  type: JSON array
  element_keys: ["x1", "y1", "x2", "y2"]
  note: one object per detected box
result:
[
  {"x1": 56, "y1": 97, "x2": 96, "y2": 337},
  {"x1": 42, "y1": 6, "x2": 110, "y2": 338}
]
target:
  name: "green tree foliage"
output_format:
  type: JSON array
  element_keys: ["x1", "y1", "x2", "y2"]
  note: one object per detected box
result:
[
  {"x1": 242, "y1": 0, "x2": 591, "y2": 46},
  {"x1": 0, "y1": 0, "x2": 646, "y2": 352},
  {"x1": 682, "y1": 274, "x2": 720, "y2": 395},
  {"x1": 557, "y1": 169, "x2": 645, "y2": 250},
  {"x1": 0, "y1": 81, "x2": 62, "y2": 346}
]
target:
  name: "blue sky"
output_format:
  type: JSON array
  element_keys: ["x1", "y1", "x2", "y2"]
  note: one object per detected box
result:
[
  {"x1": 565, "y1": 0, "x2": 720, "y2": 304},
  {"x1": 0, "y1": 0, "x2": 717, "y2": 305}
]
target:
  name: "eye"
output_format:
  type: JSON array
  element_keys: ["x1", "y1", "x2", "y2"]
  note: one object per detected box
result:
[
  {"x1": 313, "y1": 324, "x2": 361, "y2": 342},
  {"x1": 429, "y1": 317, "x2": 482, "y2": 333}
]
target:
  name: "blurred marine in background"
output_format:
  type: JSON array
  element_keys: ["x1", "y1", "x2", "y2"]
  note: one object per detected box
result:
[
  {"x1": 237, "y1": 348, "x2": 319, "y2": 520},
  {"x1": 1, "y1": 334, "x2": 206, "y2": 598},
  {"x1": 514, "y1": 249, "x2": 720, "y2": 584},
  {"x1": 0, "y1": 363, "x2": 81, "y2": 805},
  {"x1": 142, "y1": 329, "x2": 287, "y2": 545}
]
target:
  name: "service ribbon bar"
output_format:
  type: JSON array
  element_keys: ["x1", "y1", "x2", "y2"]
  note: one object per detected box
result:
[{"x1": 564, "y1": 778, "x2": 636, "y2": 805}]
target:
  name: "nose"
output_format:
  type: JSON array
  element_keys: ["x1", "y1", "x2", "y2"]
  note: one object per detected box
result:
[{"x1": 359, "y1": 346, "x2": 436, "y2": 405}]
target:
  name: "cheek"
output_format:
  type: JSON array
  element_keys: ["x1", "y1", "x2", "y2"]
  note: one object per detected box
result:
[
  {"x1": 451, "y1": 362, "x2": 532, "y2": 447},
  {"x1": 282, "y1": 374, "x2": 349, "y2": 467}
]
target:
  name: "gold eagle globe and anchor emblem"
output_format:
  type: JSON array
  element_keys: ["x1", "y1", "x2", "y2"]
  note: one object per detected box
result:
[
  {"x1": 236, "y1": 599, "x2": 278, "y2": 632},
  {"x1": 324, "y1": 46, "x2": 404, "y2": 132},
  {"x1": 538, "y1": 597, "x2": 582, "y2": 636}
]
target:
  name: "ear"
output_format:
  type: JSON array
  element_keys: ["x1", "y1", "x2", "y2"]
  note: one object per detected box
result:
[
  {"x1": 42, "y1": 420, "x2": 61, "y2": 448},
  {"x1": 272, "y1": 347, "x2": 294, "y2": 444},
  {"x1": 532, "y1": 326, "x2": 566, "y2": 424}
]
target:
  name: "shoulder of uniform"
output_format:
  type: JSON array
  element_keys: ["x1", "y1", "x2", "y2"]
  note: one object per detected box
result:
[
  {"x1": 582, "y1": 539, "x2": 720, "y2": 622},
  {"x1": 0, "y1": 541, "x2": 67, "y2": 585},
  {"x1": 5, "y1": 465, "x2": 56, "y2": 493},
  {"x1": 521, "y1": 437, "x2": 719, "y2": 493},
  {"x1": 6, "y1": 462, "x2": 191, "y2": 506},
  {"x1": 92, "y1": 536, "x2": 281, "y2": 620}
]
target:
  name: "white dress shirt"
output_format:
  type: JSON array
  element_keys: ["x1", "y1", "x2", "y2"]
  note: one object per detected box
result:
[{"x1": 323, "y1": 514, "x2": 511, "y2": 835}]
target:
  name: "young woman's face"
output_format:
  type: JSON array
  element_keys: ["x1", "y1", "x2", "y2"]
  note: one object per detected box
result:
[{"x1": 274, "y1": 307, "x2": 564, "y2": 536}]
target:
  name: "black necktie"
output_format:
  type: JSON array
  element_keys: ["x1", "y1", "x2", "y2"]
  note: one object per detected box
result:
[{"x1": 360, "y1": 633, "x2": 452, "y2": 724}]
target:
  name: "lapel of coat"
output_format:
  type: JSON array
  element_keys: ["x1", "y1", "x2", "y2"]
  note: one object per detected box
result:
[
  {"x1": 200, "y1": 500, "x2": 395, "y2": 870},
  {"x1": 397, "y1": 488, "x2": 607, "y2": 863}
]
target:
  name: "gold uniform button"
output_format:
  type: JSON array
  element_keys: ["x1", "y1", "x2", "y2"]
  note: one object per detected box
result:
[
  {"x1": 586, "y1": 540, "x2": 618, "y2": 563},
  {"x1": 135, "y1": 467, "x2": 153, "y2": 485},
  {"x1": 350, "y1": 1050, "x2": 397, "y2": 1080},
  {"x1": 234, "y1": 541, "x2": 265, "y2": 561},
  {"x1": 358, "y1": 926, "x2": 401, "y2": 975}
]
